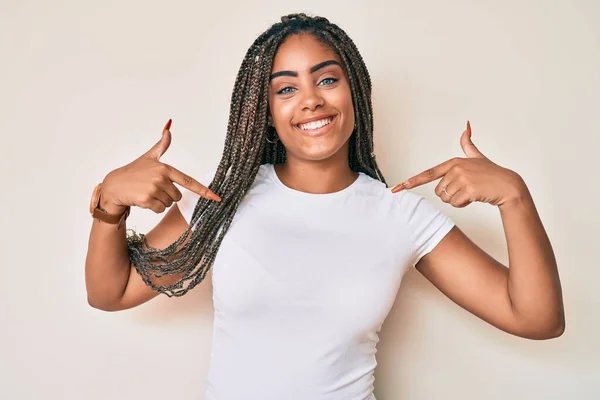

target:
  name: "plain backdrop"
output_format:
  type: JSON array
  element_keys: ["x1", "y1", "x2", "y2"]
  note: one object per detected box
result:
[{"x1": 1, "y1": 0, "x2": 599, "y2": 399}]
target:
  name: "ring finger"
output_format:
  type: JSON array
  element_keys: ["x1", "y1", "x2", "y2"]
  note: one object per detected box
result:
[{"x1": 435, "y1": 177, "x2": 458, "y2": 203}]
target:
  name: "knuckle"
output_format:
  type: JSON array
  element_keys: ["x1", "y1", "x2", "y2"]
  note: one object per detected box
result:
[
  {"x1": 182, "y1": 174, "x2": 193, "y2": 187},
  {"x1": 454, "y1": 198, "x2": 467, "y2": 208},
  {"x1": 161, "y1": 175, "x2": 172, "y2": 185},
  {"x1": 150, "y1": 174, "x2": 166, "y2": 188},
  {"x1": 150, "y1": 203, "x2": 163, "y2": 213},
  {"x1": 452, "y1": 164, "x2": 464, "y2": 174},
  {"x1": 424, "y1": 168, "x2": 436, "y2": 179},
  {"x1": 140, "y1": 194, "x2": 153, "y2": 205},
  {"x1": 151, "y1": 174, "x2": 165, "y2": 184},
  {"x1": 149, "y1": 182, "x2": 161, "y2": 193},
  {"x1": 158, "y1": 163, "x2": 170, "y2": 174},
  {"x1": 175, "y1": 190, "x2": 183, "y2": 202}
]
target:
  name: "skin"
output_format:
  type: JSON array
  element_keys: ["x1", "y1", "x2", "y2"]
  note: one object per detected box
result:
[
  {"x1": 89, "y1": 32, "x2": 565, "y2": 340},
  {"x1": 269, "y1": 33, "x2": 565, "y2": 340},
  {"x1": 86, "y1": 119, "x2": 220, "y2": 311},
  {"x1": 393, "y1": 122, "x2": 565, "y2": 339},
  {"x1": 268, "y1": 33, "x2": 358, "y2": 194}
]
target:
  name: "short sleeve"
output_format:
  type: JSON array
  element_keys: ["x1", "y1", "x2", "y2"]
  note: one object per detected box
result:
[
  {"x1": 395, "y1": 190, "x2": 455, "y2": 266},
  {"x1": 176, "y1": 169, "x2": 216, "y2": 228}
]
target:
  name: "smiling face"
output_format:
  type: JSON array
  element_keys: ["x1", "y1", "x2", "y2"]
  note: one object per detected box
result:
[{"x1": 268, "y1": 33, "x2": 355, "y2": 163}]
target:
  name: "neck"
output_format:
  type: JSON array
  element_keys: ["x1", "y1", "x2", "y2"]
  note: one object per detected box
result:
[{"x1": 274, "y1": 145, "x2": 358, "y2": 194}]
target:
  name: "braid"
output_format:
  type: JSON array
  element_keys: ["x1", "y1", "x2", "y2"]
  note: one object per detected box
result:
[{"x1": 126, "y1": 13, "x2": 387, "y2": 297}]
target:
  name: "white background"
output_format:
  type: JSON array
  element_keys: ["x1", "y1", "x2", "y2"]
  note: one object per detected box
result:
[{"x1": 1, "y1": 0, "x2": 598, "y2": 399}]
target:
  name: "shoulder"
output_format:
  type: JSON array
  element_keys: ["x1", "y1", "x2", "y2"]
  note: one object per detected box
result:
[
  {"x1": 390, "y1": 187, "x2": 455, "y2": 266},
  {"x1": 352, "y1": 172, "x2": 431, "y2": 216},
  {"x1": 355, "y1": 173, "x2": 446, "y2": 217}
]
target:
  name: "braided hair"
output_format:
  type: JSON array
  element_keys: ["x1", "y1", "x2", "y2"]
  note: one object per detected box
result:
[{"x1": 126, "y1": 13, "x2": 387, "y2": 297}]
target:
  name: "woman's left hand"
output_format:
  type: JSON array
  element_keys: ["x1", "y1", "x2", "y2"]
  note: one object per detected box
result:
[{"x1": 391, "y1": 121, "x2": 528, "y2": 209}]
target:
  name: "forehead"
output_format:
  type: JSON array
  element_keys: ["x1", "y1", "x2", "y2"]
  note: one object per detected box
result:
[{"x1": 271, "y1": 33, "x2": 341, "y2": 72}]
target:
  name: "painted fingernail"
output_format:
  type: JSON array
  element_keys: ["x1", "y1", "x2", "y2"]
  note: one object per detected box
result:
[
  {"x1": 467, "y1": 120, "x2": 471, "y2": 136},
  {"x1": 210, "y1": 192, "x2": 222, "y2": 202},
  {"x1": 391, "y1": 181, "x2": 408, "y2": 193},
  {"x1": 164, "y1": 118, "x2": 172, "y2": 131}
]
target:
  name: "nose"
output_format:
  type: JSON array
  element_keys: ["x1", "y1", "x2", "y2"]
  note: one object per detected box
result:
[{"x1": 300, "y1": 86, "x2": 324, "y2": 111}]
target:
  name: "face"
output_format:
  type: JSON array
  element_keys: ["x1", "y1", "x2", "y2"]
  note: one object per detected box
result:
[{"x1": 268, "y1": 33, "x2": 355, "y2": 163}]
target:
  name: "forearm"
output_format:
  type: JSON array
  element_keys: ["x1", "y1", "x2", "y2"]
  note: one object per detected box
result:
[
  {"x1": 85, "y1": 198, "x2": 132, "y2": 308},
  {"x1": 499, "y1": 181, "x2": 565, "y2": 336}
]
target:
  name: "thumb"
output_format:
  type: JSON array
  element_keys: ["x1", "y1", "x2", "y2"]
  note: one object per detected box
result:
[
  {"x1": 460, "y1": 120, "x2": 485, "y2": 159},
  {"x1": 147, "y1": 119, "x2": 172, "y2": 160}
]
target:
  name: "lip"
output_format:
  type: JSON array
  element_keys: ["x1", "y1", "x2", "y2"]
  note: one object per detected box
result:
[
  {"x1": 294, "y1": 114, "x2": 336, "y2": 125},
  {"x1": 293, "y1": 115, "x2": 338, "y2": 137}
]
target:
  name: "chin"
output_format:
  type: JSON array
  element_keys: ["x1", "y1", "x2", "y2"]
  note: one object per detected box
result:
[
  {"x1": 298, "y1": 151, "x2": 340, "y2": 162},
  {"x1": 291, "y1": 139, "x2": 351, "y2": 162},
  {"x1": 280, "y1": 122, "x2": 353, "y2": 162}
]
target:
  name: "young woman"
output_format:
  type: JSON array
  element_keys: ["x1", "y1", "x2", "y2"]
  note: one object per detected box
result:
[{"x1": 85, "y1": 13, "x2": 564, "y2": 400}]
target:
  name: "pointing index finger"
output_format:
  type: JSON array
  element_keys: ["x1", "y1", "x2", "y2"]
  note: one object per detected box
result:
[
  {"x1": 167, "y1": 165, "x2": 222, "y2": 202},
  {"x1": 391, "y1": 158, "x2": 458, "y2": 193}
]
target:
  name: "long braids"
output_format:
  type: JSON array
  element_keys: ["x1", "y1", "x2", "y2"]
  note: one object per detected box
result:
[{"x1": 126, "y1": 13, "x2": 387, "y2": 297}]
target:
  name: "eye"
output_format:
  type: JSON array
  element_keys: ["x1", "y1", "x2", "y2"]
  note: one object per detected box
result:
[
  {"x1": 319, "y1": 77, "x2": 338, "y2": 86},
  {"x1": 276, "y1": 86, "x2": 296, "y2": 95}
]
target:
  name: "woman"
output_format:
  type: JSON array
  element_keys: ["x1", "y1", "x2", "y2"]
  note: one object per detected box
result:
[{"x1": 85, "y1": 13, "x2": 564, "y2": 400}]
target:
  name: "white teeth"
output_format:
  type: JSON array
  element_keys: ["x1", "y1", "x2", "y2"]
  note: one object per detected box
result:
[{"x1": 297, "y1": 117, "x2": 333, "y2": 131}]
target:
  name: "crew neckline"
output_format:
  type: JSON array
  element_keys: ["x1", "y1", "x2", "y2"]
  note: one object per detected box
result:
[{"x1": 266, "y1": 163, "x2": 364, "y2": 199}]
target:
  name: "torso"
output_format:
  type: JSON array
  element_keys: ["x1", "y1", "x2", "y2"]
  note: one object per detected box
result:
[{"x1": 178, "y1": 163, "x2": 454, "y2": 400}]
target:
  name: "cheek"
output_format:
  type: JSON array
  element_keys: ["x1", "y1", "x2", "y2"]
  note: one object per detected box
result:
[
  {"x1": 345, "y1": 90, "x2": 355, "y2": 113},
  {"x1": 333, "y1": 85, "x2": 355, "y2": 126},
  {"x1": 279, "y1": 102, "x2": 297, "y2": 121},
  {"x1": 269, "y1": 97, "x2": 296, "y2": 126}
]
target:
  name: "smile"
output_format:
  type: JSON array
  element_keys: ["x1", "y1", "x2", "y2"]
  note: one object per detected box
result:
[{"x1": 294, "y1": 116, "x2": 337, "y2": 137}]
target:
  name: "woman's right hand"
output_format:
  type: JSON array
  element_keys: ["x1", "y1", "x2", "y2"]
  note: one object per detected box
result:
[{"x1": 99, "y1": 119, "x2": 222, "y2": 215}]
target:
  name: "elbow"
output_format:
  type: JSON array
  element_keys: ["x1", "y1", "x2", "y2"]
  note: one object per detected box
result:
[
  {"x1": 537, "y1": 322, "x2": 565, "y2": 340},
  {"x1": 541, "y1": 309, "x2": 566, "y2": 339},
  {"x1": 547, "y1": 318, "x2": 566, "y2": 339},
  {"x1": 87, "y1": 294, "x2": 124, "y2": 312},
  {"x1": 85, "y1": 276, "x2": 128, "y2": 312},
  {"x1": 534, "y1": 322, "x2": 565, "y2": 340},
  {"x1": 518, "y1": 316, "x2": 565, "y2": 340},
  {"x1": 510, "y1": 297, "x2": 566, "y2": 340}
]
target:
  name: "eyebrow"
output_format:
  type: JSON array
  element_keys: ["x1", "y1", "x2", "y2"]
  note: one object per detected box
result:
[{"x1": 269, "y1": 60, "x2": 343, "y2": 81}]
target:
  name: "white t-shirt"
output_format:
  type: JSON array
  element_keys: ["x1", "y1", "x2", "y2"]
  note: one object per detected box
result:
[{"x1": 178, "y1": 163, "x2": 455, "y2": 400}]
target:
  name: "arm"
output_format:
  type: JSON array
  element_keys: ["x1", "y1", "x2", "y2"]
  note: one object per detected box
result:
[
  {"x1": 85, "y1": 201, "x2": 192, "y2": 312},
  {"x1": 416, "y1": 188, "x2": 564, "y2": 339},
  {"x1": 393, "y1": 122, "x2": 564, "y2": 339},
  {"x1": 85, "y1": 119, "x2": 220, "y2": 311}
]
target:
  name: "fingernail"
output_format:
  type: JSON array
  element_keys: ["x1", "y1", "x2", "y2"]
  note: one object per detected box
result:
[
  {"x1": 210, "y1": 192, "x2": 222, "y2": 202},
  {"x1": 467, "y1": 120, "x2": 471, "y2": 136},
  {"x1": 391, "y1": 181, "x2": 408, "y2": 193},
  {"x1": 164, "y1": 118, "x2": 172, "y2": 131}
]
